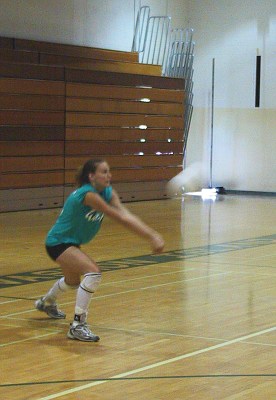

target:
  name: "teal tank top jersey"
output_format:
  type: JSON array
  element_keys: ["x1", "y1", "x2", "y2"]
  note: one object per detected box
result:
[{"x1": 46, "y1": 184, "x2": 112, "y2": 246}]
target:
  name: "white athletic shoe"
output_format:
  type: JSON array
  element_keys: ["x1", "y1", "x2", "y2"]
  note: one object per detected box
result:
[
  {"x1": 67, "y1": 322, "x2": 100, "y2": 342},
  {"x1": 35, "y1": 298, "x2": 66, "y2": 319}
]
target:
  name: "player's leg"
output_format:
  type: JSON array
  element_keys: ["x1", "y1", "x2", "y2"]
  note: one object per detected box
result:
[
  {"x1": 35, "y1": 277, "x2": 78, "y2": 319},
  {"x1": 56, "y1": 246, "x2": 102, "y2": 342},
  {"x1": 35, "y1": 244, "x2": 79, "y2": 319}
]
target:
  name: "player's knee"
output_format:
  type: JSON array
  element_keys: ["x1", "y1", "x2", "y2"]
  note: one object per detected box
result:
[
  {"x1": 67, "y1": 282, "x2": 79, "y2": 289},
  {"x1": 80, "y1": 272, "x2": 102, "y2": 294},
  {"x1": 59, "y1": 277, "x2": 79, "y2": 291}
]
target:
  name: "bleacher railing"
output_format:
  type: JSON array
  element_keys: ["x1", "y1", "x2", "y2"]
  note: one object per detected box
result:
[{"x1": 132, "y1": 5, "x2": 194, "y2": 155}]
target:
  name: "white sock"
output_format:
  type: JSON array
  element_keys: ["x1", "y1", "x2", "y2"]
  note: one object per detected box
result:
[
  {"x1": 43, "y1": 277, "x2": 76, "y2": 304},
  {"x1": 74, "y1": 273, "x2": 102, "y2": 322}
]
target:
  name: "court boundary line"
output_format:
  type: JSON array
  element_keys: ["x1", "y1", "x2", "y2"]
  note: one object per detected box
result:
[
  {"x1": 97, "y1": 326, "x2": 276, "y2": 347},
  {"x1": 33, "y1": 325, "x2": 276, "y2": 400},
  {"x1": 0, "y1": 270, "x2": 232, "y2": 319},
  {"x1": 1, "y1": 233, "x2": 275, "y2": 289},
  {"x1": 0, "y1": 265, "x2": 275, "y2": 304},
  {"x1": 0, "y1": 269, "x2": 274, "y2": 348},
  {"x1": 1, "y1": 373, "x2": 275, "y2": 388},
  {"x1": 0, "y1": 268, "x2": 197, "y2": 304},
  {"x1": 2, "y1": 318, "x2": 276, "y2": 349}
]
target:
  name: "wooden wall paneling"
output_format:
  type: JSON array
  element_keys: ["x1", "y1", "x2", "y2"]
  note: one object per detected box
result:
[
  {"x1": 66, "y1": 113, "x2": 184, "y2": 129},
  {"x1": 0, "y1": 94, "x2": 65, "y2": 111},
  {"x1": 0, "y1": 79, "x2": 66, "y2": 111},
  {"x1": 65, "y1": 141, "x2": 183, "y2": 156},
  {"x1": 65, "y1": 73, "x2": 184, "y2": 199},
  {"x1": 0, "y1": 171, "x2": 64, "y2": 189},
  {"x1": 113, "y1": 181, "x2": 169, "y2": 192},
  {"x1": 0, "y1": 78, "x2": 65, "y2": 95},
  {"x1": 0, "y1": 187, "x2": 64, "y2": 212},
  {"x1": 0, "y1": 156, "x2": 64, "y2": 173},
  {"x1": 0, "y1": 186, "x2": 63, "y2": 200},
  {"x1": 15, "y1": 38, "x2": 138, "y2": 62},
  {"x1": 0, "y1": 48, "x2": 39, "y2": 64},
  {"x1": 116, "y1": 191, "x2": 169, "y2": 203},
  {"x1": 111, "y1": 167, "x2": 183, "y2": 182},
  {"x1": 65, "y1": 166, "x2": 182, "y2": 184},
  {"x1": 65, "y1": 69, "x2": 184, "y2": 90},
  {"x1": 114, "y1": 187, "x2": 170, "y2": 202},
  {"x1": 0, "y1": 196, "x2": 64, "y2": 212},
  {"x1": 0, "y1": 74, "x2": 66, "y2": 205},
  {"x1": 0, "y1": 141, "x2": 64, "y2": 156},
  {"x1": 0, "y1": 126, "x2": 65, "y2": 141},
  {"x1": 65, "y1": 154, "x2": 183, "y2": 170},
  {"x1": 114, "y1": 190, "x2": 169, "y2": 202},
  {"x1": 0, "y1": 37, "x2": 186, "y2": 208},
  {"x1": 63, "y1": 181, "x2": 170, "y2": 202},
  {"x1": 64, "y1": 154, "x2": 182, "y2": 184},
  {"x1": 66, "y1": 98, "x2": 183, "y2": 116},
  {"x1": 66, "y1": 83, "x2": 185, "y2": 103},
  {"x1": 0, "y1": 110, "x2": 64, "y2": 125},
  {"x1": 66, "y1": 127, "x2": 184, "y2": 142},
  {"x1": 0, "y1": 62, "x2": 65, "y2": 80},
  {"x1": 0, "y1": 36, "x2": 13, "y2": 49}
]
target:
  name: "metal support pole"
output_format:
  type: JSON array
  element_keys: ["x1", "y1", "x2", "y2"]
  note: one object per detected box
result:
[{"x1": 209, "y1": 58, "x2": 215, "y2": 188}]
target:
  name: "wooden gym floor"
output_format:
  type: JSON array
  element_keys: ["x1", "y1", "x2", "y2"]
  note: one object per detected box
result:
[{"x1": 0, "y1": 194, "x2": 275, "y2": 399}]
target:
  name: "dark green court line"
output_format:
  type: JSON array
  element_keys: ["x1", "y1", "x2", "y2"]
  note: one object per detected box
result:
[
  {"x1": 1, "y1": 374, "x2": 275, "y2": 388},
  {"x1": 0, "y1": 233, "x2": 275, "y2": 289}
]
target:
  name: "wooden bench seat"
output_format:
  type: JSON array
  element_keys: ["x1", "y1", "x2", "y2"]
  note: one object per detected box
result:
[
  {"x1": 65, "y1": 68, "x2": 184, "y2": 89},
  {"x1": 40, "y1": 53, "x2": 161, "y2": 76},
  {"x1": 14, "y1": 38, "x2": 139, "y2": 63},
  {"x1": 0, "y1": 61, "x2": 64, "y2": 80},
  {"x1": 66, "y1": 82, "x2": 184, "y2": 102}
]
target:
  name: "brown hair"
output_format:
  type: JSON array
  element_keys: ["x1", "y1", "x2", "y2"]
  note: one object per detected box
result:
[{"x1": 75, "y1": 159, "x2": 105, "y2": 187}]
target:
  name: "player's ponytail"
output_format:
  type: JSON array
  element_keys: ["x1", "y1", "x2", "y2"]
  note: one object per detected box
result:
[{"x1": 75, "y1": 159, "x2": 104, "y2": 187}]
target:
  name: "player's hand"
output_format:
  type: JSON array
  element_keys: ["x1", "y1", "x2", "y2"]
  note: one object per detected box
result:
[{"x1": 150, "y1": 234, "x2": 165, "y2": 254}]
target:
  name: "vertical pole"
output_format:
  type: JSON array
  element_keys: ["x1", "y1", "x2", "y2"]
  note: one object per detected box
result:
[
  {"x1": 255, "y1": 50, "x2": 261, "y2": 108},
  {"x1": 209, "y1": 58, "x2": 215, "y2": 188}
]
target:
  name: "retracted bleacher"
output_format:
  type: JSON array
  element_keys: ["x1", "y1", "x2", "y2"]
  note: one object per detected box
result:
[{"x1": 0, "y1": 37, "x2": 185, "y2": 212}]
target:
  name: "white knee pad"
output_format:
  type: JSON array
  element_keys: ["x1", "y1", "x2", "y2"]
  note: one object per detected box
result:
[
  {"x1": 58, "y1": 277, "x2": 78, "y2": 291},
  {"x1": 80, "y1": 272, "x2": 102, "y2": 294}
]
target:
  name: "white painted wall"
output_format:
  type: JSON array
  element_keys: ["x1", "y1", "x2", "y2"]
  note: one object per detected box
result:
[
  {"x1": 0, "y1": 0, "x2": 187, "y2": 50},
  {"x1": 186, "y1": 0, "x2": 276, "y2": 192},
  {"x1": 0, "y1": 0, "x2": 135, "y2": 50},
  {"x1": 0, "y1": 0, "x2": 134, "y2": 51}
]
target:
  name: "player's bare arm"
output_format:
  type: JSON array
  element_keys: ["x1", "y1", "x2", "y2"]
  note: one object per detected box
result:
[{"x1": 84, "y1": 191, "x2": 164, "y2": 253}]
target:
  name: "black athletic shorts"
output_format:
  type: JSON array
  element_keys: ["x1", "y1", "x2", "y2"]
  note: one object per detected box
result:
[{"x1": 46, "y1": 243, "x2": 80, "y2": 261}]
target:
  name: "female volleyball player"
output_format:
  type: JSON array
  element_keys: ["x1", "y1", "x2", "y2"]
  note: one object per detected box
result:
[{"x1": 35, "y1": 159, "x2": 164, "y2": 342}]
